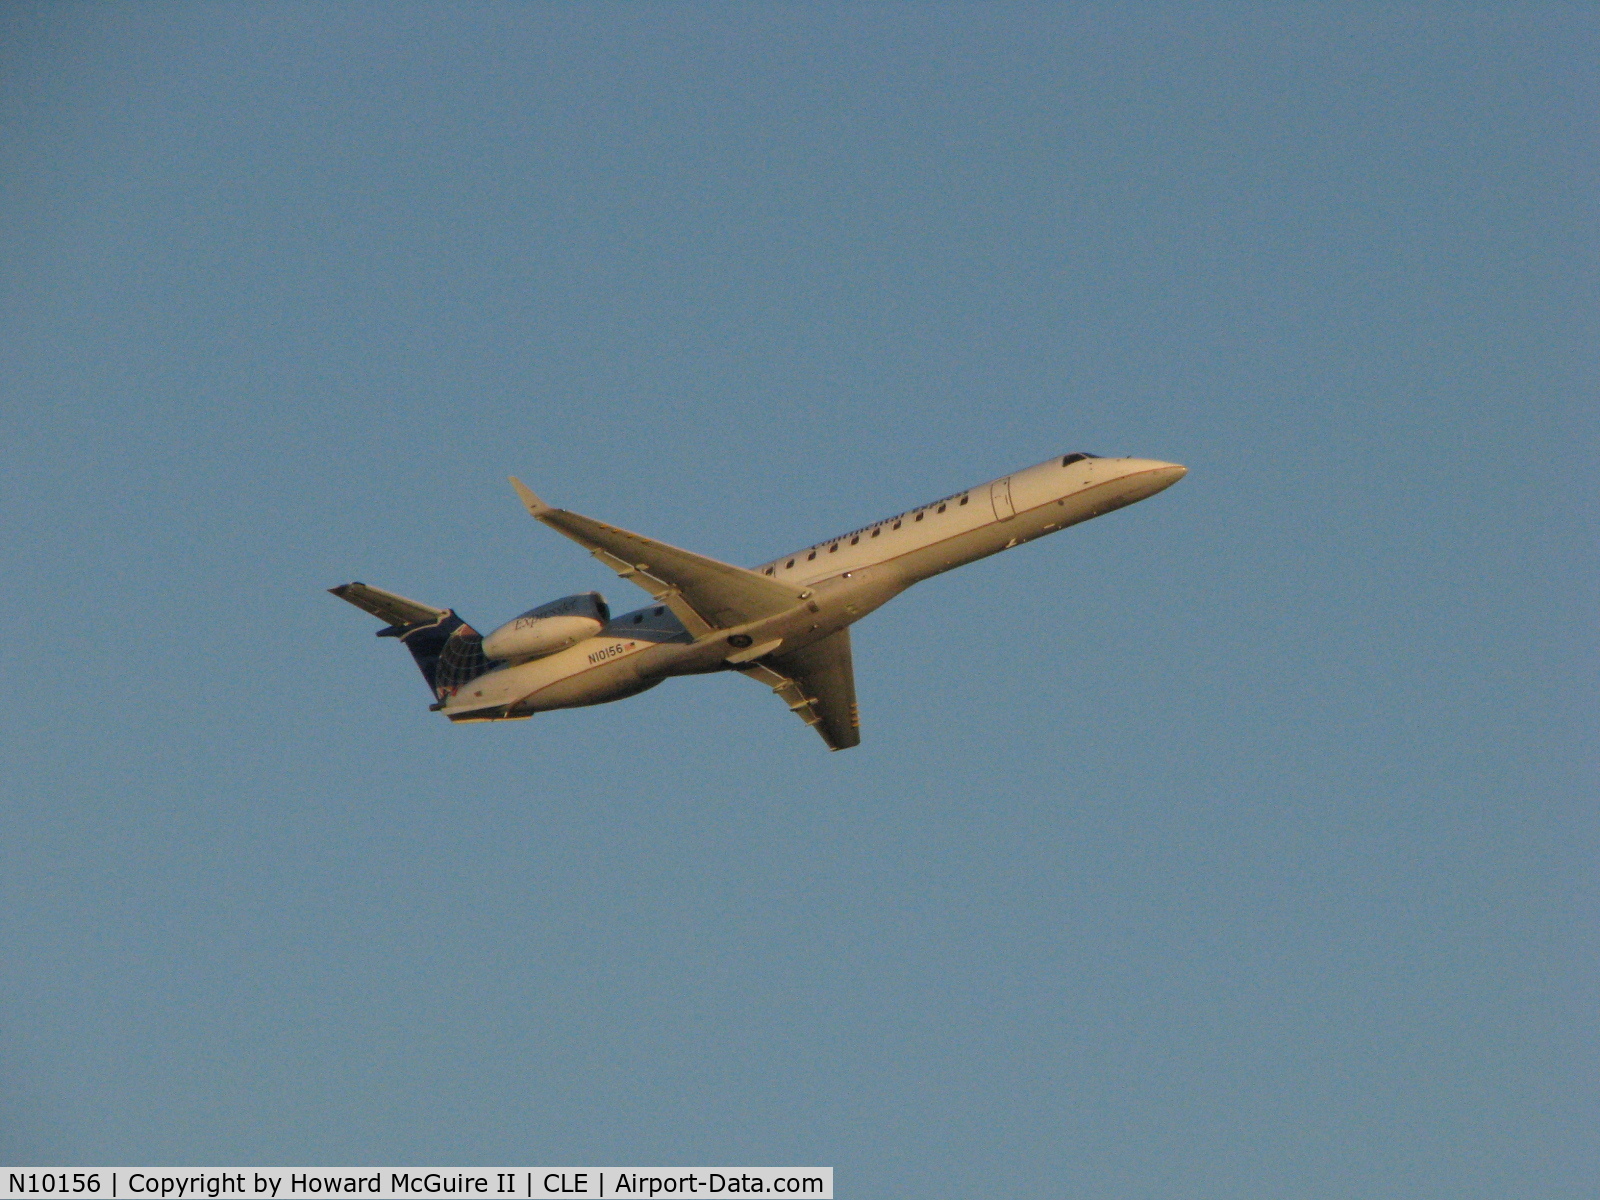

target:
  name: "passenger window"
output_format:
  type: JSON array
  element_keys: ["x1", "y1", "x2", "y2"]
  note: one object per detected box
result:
[
  {"x1": 915, "y1": 512, "x2": 924, "y2": 521},
  {"x1": 632, "y1": 614, "x2": 642, "y2": 624},
  {"x1": 959, "y1": 495, "x2": 968, "y2": 505},
  {"x1": 764, "y1": 567, "x2": 774, "y2": 575},
  {"x1": 893, "y1": 520, "x2": 902, "y2": 529},
  {"x1": 830, "y1": 543, "x2": 838, "y2": 552},
  {"x1": 808, "y1": 551, "x2": 816, "y2": 560},
  {"x1": 786, "y1": 559, "x2": 794, "y2": 568},
  {"x1": 654, "y1": 607, "x2": 664, "y2": 615},
  {"x1": 937, "y1": 504, "x2": 946, "y2": 513},
  {"x1": 850, "y1": 535, "x2": 859, "y2": 545},
  {"x1": 871, "y1": 528, "x2": 880, "y2": 537}
]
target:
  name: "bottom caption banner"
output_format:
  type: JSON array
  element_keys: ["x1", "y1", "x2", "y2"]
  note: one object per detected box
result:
[{"x1": 3, "y1": 1173, "x2": 832, "y2": 1200}]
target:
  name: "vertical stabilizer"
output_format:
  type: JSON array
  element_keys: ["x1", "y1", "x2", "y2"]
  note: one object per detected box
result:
[{"x1": 329, "y1": 582, "x2": 495, "y2": 703}]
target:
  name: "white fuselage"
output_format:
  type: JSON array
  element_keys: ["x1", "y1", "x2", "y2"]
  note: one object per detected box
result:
[{"x1": 442, "y1": 453, "x2": 1185, "y2": 719}]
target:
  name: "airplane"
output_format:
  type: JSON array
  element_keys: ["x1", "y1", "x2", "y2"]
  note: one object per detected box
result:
[{"x1": 330, "y1": 451, "x2": 1186, "y2": 751}]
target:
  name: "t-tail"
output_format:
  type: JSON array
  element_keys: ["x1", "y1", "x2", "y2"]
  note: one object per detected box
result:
[{"x1": 329, "y1": 582, "x2": 495, "y2": 708}]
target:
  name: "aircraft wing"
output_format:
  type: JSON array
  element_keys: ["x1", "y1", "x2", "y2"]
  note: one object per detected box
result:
[
  {"x1": 736, "y1": 628, "x2": 861, "y2": 751},
  {"x1": 510, "y1": 478, "x2": 799, "y2": 638}
]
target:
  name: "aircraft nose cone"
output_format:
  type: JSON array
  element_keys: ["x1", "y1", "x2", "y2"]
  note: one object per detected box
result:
[{"x1": 1120, "y1": 459, "x2": 1188, "y2": 499}]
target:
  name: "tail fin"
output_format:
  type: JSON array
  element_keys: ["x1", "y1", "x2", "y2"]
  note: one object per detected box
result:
[{"x1": 329, "y1": 582, "x2": 495, "y2": 705}]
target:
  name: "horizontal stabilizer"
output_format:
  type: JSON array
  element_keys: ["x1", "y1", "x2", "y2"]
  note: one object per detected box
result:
[{"x1": 328, "y1": 582, "x2": 448, "y2": 630}]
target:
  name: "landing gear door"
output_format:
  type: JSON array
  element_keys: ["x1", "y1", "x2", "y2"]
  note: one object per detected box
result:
[{"x1": 990, "y1": 477, "x2": 1015, "y2": 521}]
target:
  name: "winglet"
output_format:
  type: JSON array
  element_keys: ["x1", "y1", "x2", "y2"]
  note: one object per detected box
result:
[{"x1": 509, "y1": 476, "x2": 551, "y2": 517}]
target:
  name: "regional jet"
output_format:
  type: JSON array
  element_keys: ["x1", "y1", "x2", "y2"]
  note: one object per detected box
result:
[{"x1": 331, "y1": 451, "x2": 1186, "y2": 750}]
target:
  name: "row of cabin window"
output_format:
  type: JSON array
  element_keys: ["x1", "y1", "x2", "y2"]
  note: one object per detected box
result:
[{"x1": 762, "y1": 494, "x2": 970, "y2": 574}]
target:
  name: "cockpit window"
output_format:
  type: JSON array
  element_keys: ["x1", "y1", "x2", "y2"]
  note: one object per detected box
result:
[{"x1": 1061, "y1": 452, "x2": 1101, "y2": 467}]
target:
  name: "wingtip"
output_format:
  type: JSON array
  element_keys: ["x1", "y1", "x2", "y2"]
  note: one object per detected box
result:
[{"x1": 509, "y1": 476, "x2": 551, "y2": 516}]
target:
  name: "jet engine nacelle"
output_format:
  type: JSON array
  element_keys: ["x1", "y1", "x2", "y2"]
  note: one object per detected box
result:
[{"x1": 481, "y1": 592, "x2": 609, "y2": 663}]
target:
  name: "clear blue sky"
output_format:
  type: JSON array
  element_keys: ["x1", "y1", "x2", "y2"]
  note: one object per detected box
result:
[{"x1": 1, "y1": 4, "x2": 1595, "y2": 1195}]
